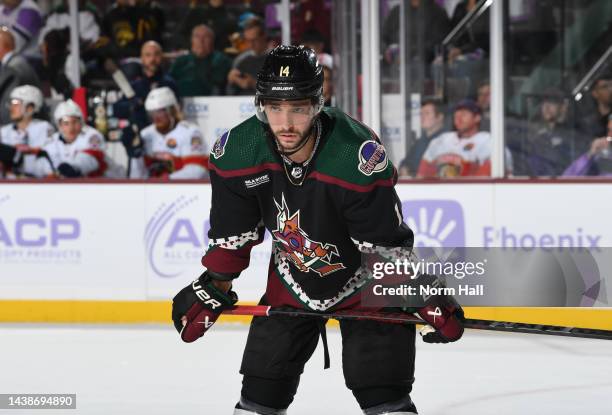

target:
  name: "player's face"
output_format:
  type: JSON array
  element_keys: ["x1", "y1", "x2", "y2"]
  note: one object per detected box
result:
[
  {"x1": 265, "y1": 99, "x2": 315, "y2": 151},
  {"x1": 9, "y1": 99, "x2": 25, "y2": 122},
  {"x1": 150, "y1": 109, "x2": 172, "y2": 133},
  {"x1": 59, "y1": 117, "x2": 82, "y2": 143},
  {"x1": 453, "y1": 109, "x2": 480, "y2": 135}
]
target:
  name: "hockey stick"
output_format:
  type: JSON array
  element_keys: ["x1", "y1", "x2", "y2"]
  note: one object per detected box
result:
[{"x1": 226, "y1": 305, "x2": 612, "y2": 341}]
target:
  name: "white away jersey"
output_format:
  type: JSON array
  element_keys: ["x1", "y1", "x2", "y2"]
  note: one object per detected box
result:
[
  {"x1": 0, "y1": 119, "x2": 54, "y2": 176},
  {"x1": 32, "y1": 125, "x2": 107, "y2": 177},
  {"x1": 129, "y1": 120, "x2": 208, "y2": 179}
]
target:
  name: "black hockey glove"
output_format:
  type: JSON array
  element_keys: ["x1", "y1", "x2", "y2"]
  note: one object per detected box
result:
[
  {"x1": 172, "y1": 271, "x2": 238, "y2": 343},
  {"x1": 415, "y1": 275, "x2": 465, "y2": 344},
  {"x1": 57, "y1": 163, "x2": 82, "y2": 178},
  {"x1": 0, "y1": 142, "x2": 17, "y2": 166},
  {"x1": 121, "y1": 125, "x2": 144, "y2": 158}
]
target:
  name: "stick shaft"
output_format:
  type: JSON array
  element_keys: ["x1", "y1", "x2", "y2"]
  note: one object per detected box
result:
[{"x1": 226, "y1": 305, "x2": 612, "y2": 340}]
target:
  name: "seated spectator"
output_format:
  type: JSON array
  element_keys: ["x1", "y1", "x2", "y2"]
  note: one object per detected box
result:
[
  {"x1": 177, "y1": 0, "x2": 237, "y2": 52},
  {"x1": 37, "y1": 1, "x2": 102, "y2": 94},
  {"x1": 399, "y1": 98, "x2": 446, "y2": 177},
  {"x1": 564, "y1": 114, "x2": 612, "y2": 176},
  {"x1": 100, "y1": 0, "x2": 165, "y2": 78},
  {"x1": 382, "y1": 0, "x2": 450, "y2": 70},
  {"x1": 169, "y1": 24, "x2": 232, "y2": 97},
  {"x1": 476, "y1": 79, "x2": 490, "y2": 130},
  {"x1": 511, "y1": 90, "x2": 573, "y2": 177},
  {"x1": 122, "y1": 87, "x2": 208, "y2": 179},
  {"x1": 31, "y1": 99, "x2": 112, "y2": 178},
  {"x1": 227, "y1": 17, "x2": 269, "y2": 96},
  {"x1": 0, "y1": 0, "x2": 42, "y2": 56},
  {"x1": 0, "y1": 85, "x2": 54, "y2": 178},
  {"x1": 418, "y1": 99, "x2": 510, "y2": 177},
  {"x1": 113, "y1": 40, "x2": 178, "y2": 130},
  {"x1": 291, "y1": 0, "x2": 331, "y2": 53},
  {"x1": 577, "y1": 76, "x2": 611, "y2": 146},
  {"x1": 0, "y1": 27, "x2": 40, "y2": 124}
]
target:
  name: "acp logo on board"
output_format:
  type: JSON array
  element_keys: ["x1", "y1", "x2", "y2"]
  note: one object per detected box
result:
[
  {"x1": 401, "y1": 200, "x2": 466, "y2": 248},
  {"x1": 0, "y1": 195, "x2": 82, "y2": 264},
  {"x1": 145, "y1": 195, "x2": 210, "y2": 278}
]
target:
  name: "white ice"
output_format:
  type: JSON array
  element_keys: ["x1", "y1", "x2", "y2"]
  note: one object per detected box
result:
[{"x1": 1, "y1": 324, "x2": 611, "y2": 415}]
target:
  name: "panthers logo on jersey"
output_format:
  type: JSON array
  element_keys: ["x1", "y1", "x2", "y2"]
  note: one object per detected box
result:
[{"x1": 272, "y1": 194, "x2": 345, "y2": 277}]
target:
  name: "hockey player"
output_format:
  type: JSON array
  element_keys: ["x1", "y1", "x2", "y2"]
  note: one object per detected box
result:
[
  {"x1": 123, "y1": 87, "x2": 208, "y2": 179},
  {"x1": 0, "y1": 85, "x2": 54, "y2": 177},
  {"x1": 172, "y1": 46, "x2": 465, "y2": 415},
  {"x1": 31, "y1": 99, "x2": 108, "y2": 178}
]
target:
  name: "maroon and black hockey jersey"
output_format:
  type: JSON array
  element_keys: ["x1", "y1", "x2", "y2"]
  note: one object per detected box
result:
[{"x1": 202, "y1": 107, "x2": 413, "y2": 311}]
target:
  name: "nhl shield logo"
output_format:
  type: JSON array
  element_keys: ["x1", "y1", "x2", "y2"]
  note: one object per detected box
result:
[
  {"x1": 212, "y1": 131, "x2": 230, "y2": 159},
  {"x1": 358, "y1": 140, "x2": 388, "y2": 175},
  {"x1": 272, "y1": 194, "x2": 345, "y2": 277}
]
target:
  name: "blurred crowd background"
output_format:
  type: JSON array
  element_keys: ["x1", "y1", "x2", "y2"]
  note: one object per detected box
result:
[{"x1": 0, "y1": 0, "x2": 610, "y2": 180}]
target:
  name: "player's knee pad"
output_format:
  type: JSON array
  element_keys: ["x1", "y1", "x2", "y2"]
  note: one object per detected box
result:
[
  {"x1": 354, "y1": 387, "x2": 417, "y2": 415},
  {"x1": 241, "y1": 375, "x2": 299, "y2": 410},
  {"x1": 234, "y1": 396, "x2": 287, "y2": 415}
]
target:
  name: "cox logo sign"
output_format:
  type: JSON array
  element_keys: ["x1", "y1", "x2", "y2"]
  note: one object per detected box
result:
[
  {"x1": 239, "y1": 102, "x2": 255, "y2": 117},
  {"x1": 184, "y1": 101, "x2": 210, "y2": 116}
]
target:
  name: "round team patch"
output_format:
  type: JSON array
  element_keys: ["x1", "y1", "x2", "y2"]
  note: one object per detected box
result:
[
  {"x1": 89, "y1": 134, "x2": 102, "y2": 149},
  {"x1": 166, "y1": 138, "x2": 177, "y2": 149},
  {"x1": 191, "y1": 135, "x2": 203, "y2": 151},
  {"x1": 357, "y1": 140, "x2": 388, "y2": 176},
  {"x1": 212, "y1": 131, "x2": 230, "y2": 159}
]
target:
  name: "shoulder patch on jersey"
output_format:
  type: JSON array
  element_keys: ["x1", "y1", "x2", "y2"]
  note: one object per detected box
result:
[
  {"x1": 191, "y1": 135, "x2": 203, "y2": 151},
  {"x1": 166, "y1": 137, "x2": 178, "y2": 149},
  {"x1": 212, "y1": 130, "x2": 230, "y2": 159},
  {"x1": 89, "y1": 134, "x2": 103, "y2": 149},
  {"x1": 357, "y1": 140, "x2": 388, "y2": 176}
]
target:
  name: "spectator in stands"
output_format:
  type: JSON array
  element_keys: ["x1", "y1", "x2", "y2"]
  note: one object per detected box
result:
[
  {"x1": 178, "y1": 0, "x2": 237, "y2": 52},
  {"x1": 0, "y1": 27, "x2": 40, "y2": 124},
  {"x1": 577, "y1": 76, "x2": 612, "y2": 142},
  {"x1": 0, "y1": 0, "x2": 42, "y2": 56},
  {"x1": 399, "y1": 99, "x2": 446, "y2": 177},
  {"x1": 564, "y1": 114, "x2": 612, "y2": 176},
  {"x1": 0, "y1": 85, "x2": 54, "y2": 178},
  {"x1": 511, "y1": 90, "x2": 573, "y2": 177},
  {"x1": 169, "y1": 24, "x2": 232, "y2": 97},
  {"x1": 122, "y1": 87, "x2": 208, "y2": 179},
  {"x1": 476, "y1": 79, "x2": 490, "y2": 130},
  {"x1": 382, "y1": 0, "x2": 450, "y2": 68},
  {"x1": 113, "y1": 40, "x2": 178, "y2": 130},
  {"x1": 37, "y1": 1, "x2": 102, "y2": 94},
  {"x1": 31, "y1": 99, "x2": 115, "y2": 178},
  {"x1": 100, "y1": 0, "x2": 165, "y2": 78},
  {"x1": 417, "y1": 99, "x2": 511, "y2": 177},
  {"x1": 227, "y1": 16, "x2": 268, "y2": 96},
  {"x1": 291, "y1": 0, "x2": 331, "y2": 52}
]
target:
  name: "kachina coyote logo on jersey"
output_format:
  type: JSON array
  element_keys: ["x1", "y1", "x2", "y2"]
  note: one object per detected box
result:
[
  {"x1": 402, "y1": 200, "x2": 466, "y2": 248},
  {"x1": 272, "y1": 194, "x2": 345, "y2": 277},
  {"x1": 358, "y1": 140, "x2": 388, "y2": 175},
  {"x1": 212, "y1": 130, "x2": 230, "y2": 159}
]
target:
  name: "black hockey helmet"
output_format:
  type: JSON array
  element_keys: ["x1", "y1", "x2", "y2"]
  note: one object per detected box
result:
[{"x1": 255, "y1": 45, "x2": 324, "y2": 122}]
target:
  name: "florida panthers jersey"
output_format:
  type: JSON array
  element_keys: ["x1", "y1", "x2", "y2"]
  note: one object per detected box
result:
[
  {"x1": 417, "y1": 131, "x2": 492, "y2": 177},
  {"x1": 129, "y1": 120, "x2": 208, "y2": 179},
  {"x1": 32, "y1": 125, "x2": 107, "y2": 177},
  {"x1": 202, "y1": 107, "x2": 413, "y2": 312},
  {"x1": 0, "y1": 119, "x2": 54, "y2": 176}
]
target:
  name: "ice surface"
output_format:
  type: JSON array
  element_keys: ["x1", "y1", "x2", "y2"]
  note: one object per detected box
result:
[{"x1": 0, "y1": 324, "x2": 611, "y2": 415}]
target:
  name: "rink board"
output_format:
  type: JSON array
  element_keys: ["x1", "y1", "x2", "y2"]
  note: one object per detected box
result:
[{"x1": 0, "y1": 181, "x2": 610, "y2": 328}]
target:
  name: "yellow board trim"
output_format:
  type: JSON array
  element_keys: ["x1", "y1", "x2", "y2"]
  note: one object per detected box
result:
[{"x1": 0, "y1": 301, "x2": 610, "y2": 330}]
